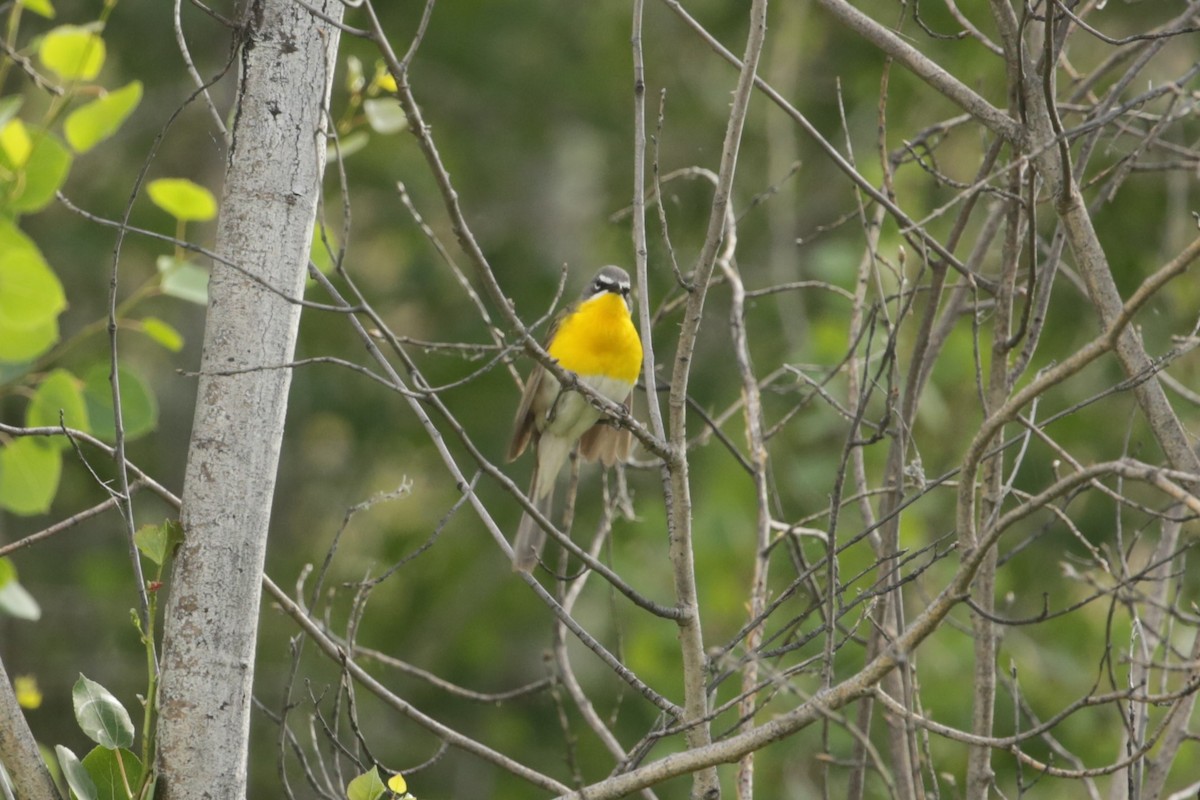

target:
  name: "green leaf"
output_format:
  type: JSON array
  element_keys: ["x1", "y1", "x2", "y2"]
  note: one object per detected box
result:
[
  {"x1": 0, "y1": 118, "x2": 32, "y2": 167},
  {"x1": 64, "y1": 81, "x2": 142, "y2": 153},
  {"x1": 0, "y1": 579, "x2": 41, "y2": 619},
  {"x1": 0, "y1": 230, "x2": 66, "y2": 331},
  {"x1": 0, "y1": 96, "x2": 24, "y2": 129},
  {"x1": 82, "y1": 363, "x2": 158, "y2": 442},
  {"x1": 386, "y1": 773, "x2": 409, "y2": 795},
  {"x1": 362, "y1": 98, "x2": 407, "y2": 135},
  {"x1": 345, "y1": 55, "x2": 365, "y2": 93},
  {"x1": 310, "y1": 224, "x2": 338, "y2": 275},
  {"x1": 346, "y1": 766, "x2": 387, "y2": 800},
  {"x1": 73, "y1": 674, "x2": 134, "y2": 750},
  {"x1": 0, "y1": 250, "x2": 60, "y2": 328},
  {"x1": 156, "y1": 255, "x2": 209, "y2": 306},
  {"x1": 0, "y1": 130, "x2": 72, "y2": 214},
  {"x1": 56, "y1": 745, "x2": 98, "y2": 800},
  {"x1": 81, "y1": 746, "x2": 143, "y2": 800},
  {"x1": 0, "y1": 315, "x2": 58, "y2": 363},
  {"x1": 14, "y1": 674, "x2": 42, "y2": 708},
  {"x1": 0, "y1": 557, "x2": 41, "y2": 620},
  {"x1": 27, "y1": 368, "x2": 90, "y2": 447},
  {"x1": 0, "y1": 438, "x2": 60, "y2": 516},
  {"x1": 134, "y1": 520, "x2": 182, "y2": 566},
  {"x1": 146, "y1": 178, "x2": 217, "y2": 222},
  {"x1": 370, "y1": 61, "x2": 397, "y2": 94},
  {"x1": 328, "y1": 130, "x2": 368, "y2": 160},
  {"x1": 18, "y1": 0, "x2": 55, "y2": 19},
  {"x1": 138, "y1": 316, "x2": 184, "y2": 351},
  {"x1": 38, "y1": 25, "x2": 105, "y2": 81}
]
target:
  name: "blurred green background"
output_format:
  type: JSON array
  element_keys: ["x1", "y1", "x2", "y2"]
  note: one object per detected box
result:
[{"x1": 3, "y1": 0, "x2": 1199, "y2": 797}]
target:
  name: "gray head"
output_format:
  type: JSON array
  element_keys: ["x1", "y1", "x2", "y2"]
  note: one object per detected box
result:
[{"x1": 581, "y1": 265, "x2": 632, "y2": 306}]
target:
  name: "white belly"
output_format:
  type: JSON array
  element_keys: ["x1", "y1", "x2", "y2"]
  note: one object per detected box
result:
[{"x1": 532, "y1": 372, "x2": 632, "y2": 493}]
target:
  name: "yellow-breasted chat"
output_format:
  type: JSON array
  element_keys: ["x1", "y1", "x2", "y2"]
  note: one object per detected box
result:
[{"x1": 506, "y1": 266, "x2": 643, "y2": 573}]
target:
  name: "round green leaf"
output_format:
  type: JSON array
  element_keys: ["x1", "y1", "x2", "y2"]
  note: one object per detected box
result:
[
  {"x1": 38, "y1": 25, "x2": 105, "y2": 81},
  {"x1": 0, "y1": 130, "x2": 72, "y2": 213},
  {"x1": 82, "y1": 363, "x2": 158, "y2": 442},
  {"x1": 0, "y1": 222, "x2": 62, "y2": 362},
  {"x1": 133, "y1": 520, "x2": 182, "y2": 567},
  {"x1": 386, "y1": 773, "x2": 408, "y2": 794},
  {"x1": 146, "y1": 178, "x2": 217, "y2": 222},
  {"x1": 65, "y1": 80, "x2": 142, "y2": 153},
  {"x1": 139, "y1": 316, "x2": 184, "y2": 351},
  {"x1": 56, "y1": 746, "x2": 98, "y2": 800},
  {"x1": 81, "y1": 745, "x2": 143, "y2": 800},
  {"x1": 72, "y1": 674, "x2": 135, "y2": 750},
  {"x1": 346, "y1": 766, "x2": 387, "y2": 800},
  {"x1": 0, "y1": 437, "x2": 61, "y2": 516},
  {"x1": 0, "y1": 249, "x2": 66, "y2": 330},
  {"x1": 0, "y1": 216, "x2": 47, "y2": 261},
  {"x1": 27, "y1": 368, "x2": 90, "y2": 446},
  {"x1": 0, "y1": 315, "x2": 59, "y2": 363},
  {"x1": 0, "y1": 118, "x2": 32, "y2": 167},
  {"x1": 156, "y1": 255, "x2": 209, "y2": 305}
]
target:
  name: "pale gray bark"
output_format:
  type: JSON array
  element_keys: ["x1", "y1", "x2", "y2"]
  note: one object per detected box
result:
[
  {"x1": 0, "y1": 651, "x2": 61, "y2": 800},
  {"x1": 156, "y1": 1, "x2": 343, "y2": 797}
]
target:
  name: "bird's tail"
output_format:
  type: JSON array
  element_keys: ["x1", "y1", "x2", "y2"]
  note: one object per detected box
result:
[{"x1": 512, "y1": 460, "x2": 555, "y2": 572}]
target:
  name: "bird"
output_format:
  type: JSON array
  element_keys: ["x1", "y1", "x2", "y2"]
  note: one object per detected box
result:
[{"x1": 506, "y1": 265, "x2": 643, "y2": 573}]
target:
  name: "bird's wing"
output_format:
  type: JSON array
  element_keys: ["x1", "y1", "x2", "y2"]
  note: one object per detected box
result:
[{"x1": 506, "y1": 364, "x2": 544, "y2": 462}]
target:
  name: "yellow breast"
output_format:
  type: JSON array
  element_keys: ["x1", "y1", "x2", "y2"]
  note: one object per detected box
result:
[{"x1": 548, "y1": 292, "x2": 643, "y2": 383}]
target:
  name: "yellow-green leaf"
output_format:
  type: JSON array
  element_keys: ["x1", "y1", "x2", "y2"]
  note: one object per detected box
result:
[
  {"x1": 0, "y1": 130, "x2": 72, "y2": 213},
  {"x1": 15, "y1": 675, "x2": 43, "y2": 709},
  {"x1": 0, "y1": 316, "x2": 58, "y2": 364},
  {"x1": 386, "y1": 773, "x2": 408, "y2": 794},
  {"x1": 0, "y1": 118, "x2": 32, "y2": 167},
  {"x1": 65, "y1": 80, "x2": 142, "y2": 153},
  {"x1": 0, "y1": 438, "x2": 61, "y2": 516},
  {"x1": 372, "y1": 61, "x2": 398, "y2": 94},
  {"x1": 27, "y1": 368, "x2": 90, "y2": 446},
  {"x1": 346, "y1": 766, "x2": 386, "y2": 800},
  {"x1": 310, "y1": 224, "x2": 338, "y2": 275},
  {"x1": 345, "y1": 55, "x2": 365, "y2": 94},
  {"x1": 18, "y1": 0, "x2": 55, "y2": 19},
  {"x1": 156, "y1": 255, "x2": 209, "y2": 305},
  {"x1": 139, "y1": 316, "x2": 184, "y2": 351},
  {"x1": 328, "y1": 130, "x2": 368, "y2": 161},
  {"x1": 38, "y1": 25, "x2": 105, "y2": 82},
  {"x1": 147, "y1": 177, "x2": 217, "y2": 222},
  {"x1": 0, "y1": 97, "x2": 23, "y2": 129},
  {"x1": 0, "y1": 221, "x2": 66, "y2": 330},
  {"x1": 82, "y1": 363, "x2": 158, "y2": 442},
  {"x1": 134, "y1": 520, "x2": 182, "y2": 567}
]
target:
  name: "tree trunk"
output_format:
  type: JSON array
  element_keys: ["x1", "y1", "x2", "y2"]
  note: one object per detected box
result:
[{"x1": 155, "y1": 1, "x2": 342, "y2": 797}]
